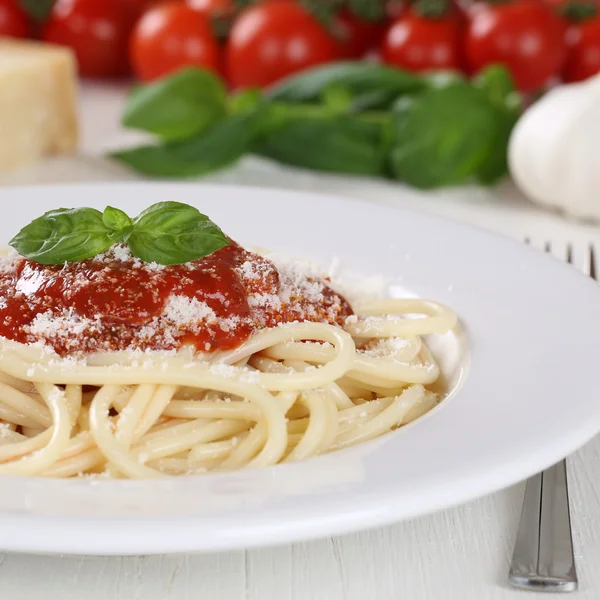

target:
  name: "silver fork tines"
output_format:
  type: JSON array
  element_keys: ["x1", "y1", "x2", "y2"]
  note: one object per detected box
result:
[{"x1": 508, "y1": 240, "x2": 579, "y2": 593}]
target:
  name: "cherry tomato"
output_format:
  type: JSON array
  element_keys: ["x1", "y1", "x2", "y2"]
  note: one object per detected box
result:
[
  {"x1": 465, "y1": 1, "x2": 566, "y2": 93},
  {"x1": 226, "y1": 0, "x2": 339, "y2": 88},
  {"x1": 130, "y1": 3, "x2": 221, "y2": 82},
  {"x1": 564, "y1": 14, "x2": 600, "y2": 81},
  {"x1": 381, "y1": 8, "x2": 463, "y2": 72},
  {"x1": 334, "y1": 9, "x2": 383, "y2": 58},
  {"x1": 43, "y1": 0, "x2": 130, "y2": 78},
  {"x1": 0, "y1": 0, "x2": 30, "y2": 38}
]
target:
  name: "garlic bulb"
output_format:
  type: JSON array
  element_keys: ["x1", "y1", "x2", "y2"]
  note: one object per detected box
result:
[{"x1": 508, "y1": 73, "x2": 600, "y2": 221}]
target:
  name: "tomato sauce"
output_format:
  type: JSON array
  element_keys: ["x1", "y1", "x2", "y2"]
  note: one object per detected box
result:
[{"x1": 0, "y1": 242, "x2": 352, "y2": 356}]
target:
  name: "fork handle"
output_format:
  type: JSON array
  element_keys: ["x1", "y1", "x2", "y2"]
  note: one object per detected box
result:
[{"x1": 509, "y1": 460, "x2": 578, "y2": 592}]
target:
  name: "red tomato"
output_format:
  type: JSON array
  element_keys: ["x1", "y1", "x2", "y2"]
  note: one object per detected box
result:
[
  {"x1": 226, "y1": 0, "x2": 339, "y2": 88},
  {"x1": 564, "y1": 15, "x2": 600, "y2": 81},
  {"x1": 381, "y1": 9, "x2": 463, "y2": 72},
  {"x1": 0, "y1": 0, "x2": 30, "y2": 38},
  {"x1": 465, "y1": 1, "x2": 566, "y2": 93},
  {"x1": 43, "y1": 0, "x2": 130, "y2": 78},
  {"x1": 130, "y1": 3, "x2": 221, "y2": 82},
  {"x1": 334, "y1": 9, "x2": 383, "y2": 58}
]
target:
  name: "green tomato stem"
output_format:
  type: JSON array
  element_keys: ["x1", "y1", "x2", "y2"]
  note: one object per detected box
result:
[
  {"x1": 559, "y1": 1, "x2": 597, "y2": 22},
  {"x1": 413, "y1": 0, "x2": 452, "y2": 19}
]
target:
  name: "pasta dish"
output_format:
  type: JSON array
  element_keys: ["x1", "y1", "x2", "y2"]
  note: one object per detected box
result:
[{"x1": 0, "y1": 202, "x2": 457, "y2": 478}]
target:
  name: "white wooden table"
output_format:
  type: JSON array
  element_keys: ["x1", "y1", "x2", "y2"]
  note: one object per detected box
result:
[{"x1": 1, "y1": 83, "x2": 600, "y2": 600}]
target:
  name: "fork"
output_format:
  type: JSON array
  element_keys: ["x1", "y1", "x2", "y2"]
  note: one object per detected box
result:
[{"x1": 508, "y1": 241, "x2": 585, "y2": 593}]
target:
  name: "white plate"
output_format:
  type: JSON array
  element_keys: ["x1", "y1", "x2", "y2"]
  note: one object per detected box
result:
[{"x1": 0, "y1": 182, "x2": 599, "y2": 556}]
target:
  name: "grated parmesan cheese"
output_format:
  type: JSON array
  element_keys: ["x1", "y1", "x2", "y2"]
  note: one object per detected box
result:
[
  {"x1": 361, "y1": 337, "x2": 410, "y2": 358},
  {"x1": 164, "y1": 295, "x2": 217, "y2": 326}
]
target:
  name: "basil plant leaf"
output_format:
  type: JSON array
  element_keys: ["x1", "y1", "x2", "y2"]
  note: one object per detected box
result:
[
  {"x1": 9, "y1": 208, "x2": 113, "y2": 265},
  {"x1": 103, "y1": 206, "x2": 134, "y2": 243},
  {"x1": 388, "y1": 82, "x2": 501, "y2": 189},
  {"x1": 129, "y1": 201, "x2": 230, "y2": 265},
  {"x1": 266, "y1": 62, "x2": 425, "y2": 110},
  {"x1": 122, "y1": 68, "x2": 228, "y2": 141},
  {"x1": 473, "y1": 64, "x2": 522, "y2": 115},
  {"x1": 112, "y1": 109, "x2": 266, "y2": 178},
  {"x1": 256, "y1": 114, "x2": 387, "y2": 177}
]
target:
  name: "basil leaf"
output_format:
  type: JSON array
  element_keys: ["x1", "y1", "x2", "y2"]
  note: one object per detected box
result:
[
  {"x1": 103, "y1": 206, "x2": 134, "y2": 243},
  {"x1": 474, "y1": 108, "x2": 516, "y2": 185},
  {"x1": 473, "y1": 65, "x2": 522, "y2": 115},
  {"x1": 129, "y1": 202, "x2": 230, "y2": 265},
  {"x1": 257, "y1": 115, "x2": 387, "y2": 177},
  {"x1": 10, "y1": 208, "x2": 112, "y2": 265},
  {"x1": 388, "y1": 82, "x2": 501, "y2": 189},
  {"x1": 112, "y1": 109, "x2": 266, "y2": 177},
  {"x1": 472, "y1": 66, "x2": 521, "y2": 185},
  {"x1": 321, "y1": 83, "x2": 354, "y2": 114},
  {"x1": 228, "y1": 88, "x2": 263, "y2": 114},
  {"x1": 122, "y1": 68, "x2": 228, "y2": 141},
  {"x1": 267, "y1": 62, "x2": 425, "y2": 110},
  {"x1": 423, "y1": 70, "x2": 466, "y2": 90}
]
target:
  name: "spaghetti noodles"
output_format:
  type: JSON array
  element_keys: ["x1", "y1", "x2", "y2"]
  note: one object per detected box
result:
[{"x1": 0, "y1": 243, "x2": 457, "y2": 478}]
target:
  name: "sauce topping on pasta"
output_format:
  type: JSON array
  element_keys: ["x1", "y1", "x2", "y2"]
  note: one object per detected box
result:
[{"x1": 0, "y1": 242, "x2": 352, "y2": 355}]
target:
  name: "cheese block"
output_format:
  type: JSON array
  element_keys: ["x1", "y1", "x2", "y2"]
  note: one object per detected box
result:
[{"x1": 0, "y1": 39, "x2": 78, "y2": 172}]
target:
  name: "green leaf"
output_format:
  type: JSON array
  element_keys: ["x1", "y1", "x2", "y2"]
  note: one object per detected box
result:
[
  {"x1": 17, "y1": 0, "x2": 55, "y2": 22},
  {"x1": 388, "y1": 82, "x2": 502, "y2": 189},
  {"x1": 257, "y1": 114, "x2": 387, "y2": 177},
  {"x1": 473, "y1": 65, "x2": 522, "y2": 115},
  {"x1": 228, "y1": 88, "x2": 263, "y2": 114},
  {"x1": 423, "y1": 70, "x2": 466, "y2": 90},
  {"x1": 9, "y1": 208, "x2": 112, "y2": 265},
  {"x1": 122, "y1": 68, "x2": 228, "y2": 141},
  {"x1": 112, "y1": 109, "x2": 266, "y2": 178},
  {"x1": 471, "y1": 65, "x2": 521, "y2": 184},
  {"x1": 102, "y1": 206, "x2": 134, "y2": 244},
  {"x1": 9, "y1": 202, "x2": 230, "y2": 266},
  {"x1": 474, "y1": 108, "x2": 516, "y2": 185},
  {"x1": 321, "y1": 83, "x2": 354, "y2": 114},
  {"x1": 129, "y1": 202, "x2": 230, "y2": 265},
  {"x1": 266, "y1": 62, "x2": 425, "y2": 110}
]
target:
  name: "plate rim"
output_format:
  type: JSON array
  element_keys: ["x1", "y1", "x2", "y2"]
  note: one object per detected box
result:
[{"x1": 0, "y1": 181, "x2": 599, "y2": 555}]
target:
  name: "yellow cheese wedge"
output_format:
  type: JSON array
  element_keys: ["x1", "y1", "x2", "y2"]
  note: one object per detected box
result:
[{"x1": 0, "y1": 39, "x2": 78, "y2": 172}]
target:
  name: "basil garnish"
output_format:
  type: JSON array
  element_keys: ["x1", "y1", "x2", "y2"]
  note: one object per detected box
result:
[
  {"x1": 102, "y1": 206, "x2": 134, "y2": 243},
  {"x1": 129, "y1": 202, "x2": 230, "y2": 265},
  {"x1": 9, "y1": 208, "x2": 113, "y2": 265},
  {"x1": 9, "y1": 202, "x2": 230, "y2": 266}
]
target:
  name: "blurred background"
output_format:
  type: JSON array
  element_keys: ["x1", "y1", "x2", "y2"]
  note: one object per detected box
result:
[{"x1": 1, "y1": 0, "x2": 600, "y2": 225}]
